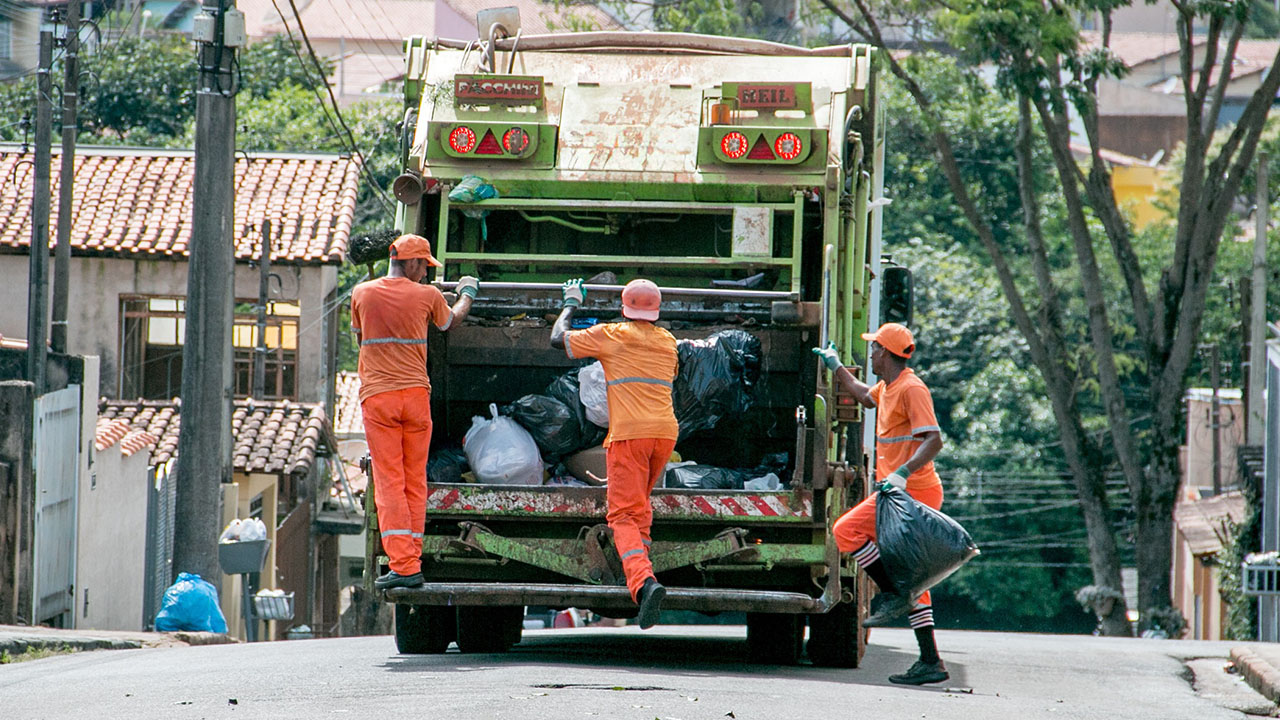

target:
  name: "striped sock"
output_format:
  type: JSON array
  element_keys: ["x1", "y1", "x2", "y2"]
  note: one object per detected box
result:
[
  {"x1": 851, "y1": 541, "x2": 881, "y2": 567},
  {"x1": 909, "y1": 606, "x2": 939, "y2": 664}
]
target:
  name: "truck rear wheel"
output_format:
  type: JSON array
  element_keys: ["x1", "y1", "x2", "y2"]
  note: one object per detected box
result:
[
  {"x1": 746, "y1": 613, "x2": 804, "y2": 665},
  {"x1": 806, "y1": 600, "x2": 861, "y2": 668},
  {"x1": 456, "y1": 606, "x2": 523, "y2": 653},
  {"x1": 394, "y1": 604, "x2": 456, "y2": 654}
]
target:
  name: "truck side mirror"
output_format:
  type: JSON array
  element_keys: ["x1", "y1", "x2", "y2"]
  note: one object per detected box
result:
[{"x1": 881, "y1": 265, "x2": 913, "y2": 328}]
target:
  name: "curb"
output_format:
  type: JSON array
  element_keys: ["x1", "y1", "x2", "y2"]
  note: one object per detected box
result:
[
  {"x1": 0, "y1": 636, "x2": 142, "y2": 657},
  {"x1": 0, "y1": 630, "x2": 236, "y2": 659},
  {"x1": 1231, "y1": 646, "x2": 1280, "y2": 705}
]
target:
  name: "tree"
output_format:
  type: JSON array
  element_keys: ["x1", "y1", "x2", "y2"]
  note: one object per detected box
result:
[{"x1": 818, "y1": 0, "x2": 1280, "y2": 634}]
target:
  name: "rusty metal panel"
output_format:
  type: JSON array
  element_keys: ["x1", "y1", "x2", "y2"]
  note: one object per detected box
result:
[
  {"x1": 557, "y1": 84, "x2": 700, "y2": 174},
  {"x1": 426, "y1": 485, "x2": 813, "y2": 522}
]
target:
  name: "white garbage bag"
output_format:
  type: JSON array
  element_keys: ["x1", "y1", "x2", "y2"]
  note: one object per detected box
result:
[
  {"x1": 579, "y1": 362, "x2": 610, "y2": 428},
  {"x1": 464, "y1": 403, "x2": 544, "y2": 485}
]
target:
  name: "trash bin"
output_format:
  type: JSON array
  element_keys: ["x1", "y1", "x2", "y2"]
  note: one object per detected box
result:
[{"x1": 218, "y1": 539, "x2": 271, "y2": 575}]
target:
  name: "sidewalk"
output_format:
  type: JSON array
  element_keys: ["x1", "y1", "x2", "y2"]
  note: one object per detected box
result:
[
  {"x1": 1231, "y1": 643, "x2": 1280, "y2": 705},
  {"x1": 0, "y1": 624, "x2": 233, "y2": 659}
]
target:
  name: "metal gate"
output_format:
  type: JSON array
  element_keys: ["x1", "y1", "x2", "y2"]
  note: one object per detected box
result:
[{"x1": 32, "y1": 386, "x2": 81, "y2": 625}]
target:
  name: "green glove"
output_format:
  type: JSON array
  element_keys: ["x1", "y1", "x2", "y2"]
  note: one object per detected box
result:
[
  {"x1": 562, "y1": 278, "x2": 586, "y2": 307},
  {"x1": 456, "y1": 275, "x2": 479, "y2": 299},
  {"x1": 811, "y1": 341, "x2": 841, "y2": 372}
]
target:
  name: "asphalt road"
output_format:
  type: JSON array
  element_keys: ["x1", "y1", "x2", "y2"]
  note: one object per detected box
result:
[{"x1": 0, "y1": 625, "x2": 1268, "y2": 719}]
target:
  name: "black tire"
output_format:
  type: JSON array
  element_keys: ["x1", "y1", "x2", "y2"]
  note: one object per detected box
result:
[
  {"x1": 746, "y1": 612, "x2": 805, "y2": 665},
  {"x1": 394, "y1": 604, "x2": 456, "y2": 654},
  {"x1": 456, "y1": 606, "x2": 522, "y2": 653},
  {"x1": 807, "y1": 600, "x2": 861, "y2": 668}
]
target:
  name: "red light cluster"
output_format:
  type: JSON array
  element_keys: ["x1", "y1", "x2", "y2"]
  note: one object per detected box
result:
[
  {"x1": 718, "y1": 131, "x2": 804, "y2": 161},
  {"x1": 447, "y1": 125, "x2": 533, "y2": 156}
]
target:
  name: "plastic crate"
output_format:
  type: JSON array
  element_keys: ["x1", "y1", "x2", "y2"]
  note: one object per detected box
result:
[
  {"x1": 253, "y1": 592, "x2": 295, "y2": 621},
  {"x1": 1242, "y1": 562, "x2": 1280, "y2": 596},
  {"x1": 218, "y1": 539, "x2": 271, "y2": 575}
]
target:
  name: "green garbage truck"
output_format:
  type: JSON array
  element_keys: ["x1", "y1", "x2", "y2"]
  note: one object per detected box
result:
[{"x1": 363, "y1": 27, "x2": 900, "y2": 667}]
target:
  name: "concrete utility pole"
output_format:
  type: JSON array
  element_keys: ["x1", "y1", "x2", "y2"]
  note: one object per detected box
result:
[
  {"x1": 1211, "y1": 343, "x2": 1221, "y2": 495},
  {"x1": 252, "y1": 220, "x2": 271, "y2": 400},
  {"x1": 172, "y1": 0, "x2": 240, "y2": 584},
  {"x1": 26, "y1": 32, "x2": 53, "y2": 396},
  {"x1": 1247, "y1": 154, "x2": 1269, "y2": 446},
  {"x1": 51, "y1": 0, "x2": 81, "y2": 355}
]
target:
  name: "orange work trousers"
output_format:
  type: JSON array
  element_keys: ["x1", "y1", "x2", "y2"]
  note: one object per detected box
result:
[
  {"x1": 362, "y1": 387, "x2": 433, "y2": 576},
  {"x1": 833, "y1": 483, "x2": 944, "y2": 605},
  {"x1": 606, "y1": 437, "x2": 677, "y2": 601}
]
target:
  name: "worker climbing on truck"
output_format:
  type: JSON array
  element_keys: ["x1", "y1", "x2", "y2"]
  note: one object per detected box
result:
[
  {"x1": 352, "y1": 234, "x2": 479, "y2": 591},
  {"x1": 550, "y1": 277, "x2": 678, "y2": 629},
  {"x1": 814, "y1": 322, "x2": 949, "y2": 685}
]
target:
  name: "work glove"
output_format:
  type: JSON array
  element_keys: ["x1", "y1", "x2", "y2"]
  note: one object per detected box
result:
[
  {"x1": 562, "y1": 278, "x2": 586, "y2": 308},
  {"x1": 812, "y1": 341, "x2": 842, "y2": 372},
  {"x1": 456, "y1": 275, "x2": 480, "y2": 299},
  {"x1": 878, "y1": 465, "x2": 910, "y2": 493}
]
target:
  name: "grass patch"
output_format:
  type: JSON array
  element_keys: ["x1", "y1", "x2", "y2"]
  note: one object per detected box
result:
[{"x1": 0, "y1": 644, "x2": 78, "y2": 664}]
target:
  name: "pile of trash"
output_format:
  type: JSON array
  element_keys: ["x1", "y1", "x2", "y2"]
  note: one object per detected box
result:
[
  {"x1": 446, "y1": 328, "x2": 775, "y2": 488},
  {"x1": 220, "y1": 517, "x2": 268, "y2": 543}
]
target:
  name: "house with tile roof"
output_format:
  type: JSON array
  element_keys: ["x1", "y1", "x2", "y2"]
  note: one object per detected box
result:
[
  {"x1": 0, "y1": 145, "x2": 359, "y2": 407},
  {"x1": 98, "y1": 397, "x2": 351, "y2": 639},
  {"x1": 434, "y1": 0, "x2": 621, "y2": 39}
]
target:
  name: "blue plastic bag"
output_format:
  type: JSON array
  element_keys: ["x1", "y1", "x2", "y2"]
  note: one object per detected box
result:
[{"x1": 154, "y1": 572, "x2": 229, "y2": 633}]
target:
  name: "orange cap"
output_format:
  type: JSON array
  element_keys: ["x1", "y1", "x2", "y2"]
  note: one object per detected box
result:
[
  {"x1": 621, "y1": 279, "x2": 661, "y2": 321},
  {"x1": 861, "y1": 322, "x2": 915, "y2": 358},
  {"x1": 389, "y1": 234, "x2": 443, "y2": 267}
]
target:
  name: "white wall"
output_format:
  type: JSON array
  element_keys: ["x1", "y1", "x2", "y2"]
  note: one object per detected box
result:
[
  {"x1": 74, "y1": 445, "x2": 150, "y2": 631},
  {"x1": 0, "y1": 256, "x2": 337, "y2": 403}
]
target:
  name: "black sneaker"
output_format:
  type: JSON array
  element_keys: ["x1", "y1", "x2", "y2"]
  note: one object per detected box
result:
[
  {"x1": 374, "y1": 571, "x2": 425, "y2": 591},
  {"x1": 636, "y1": 577, "x2": 666, "y2": 629},
  {"x1": 862, "y1": 592, "x2": 913, "y2": 627},
  {"x1": 889, "y1": 659, "x2": 949, "y2": 685}
]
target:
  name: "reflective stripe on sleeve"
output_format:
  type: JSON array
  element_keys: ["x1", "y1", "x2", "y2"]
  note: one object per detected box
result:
[
  {"x1": 878, "y1": 434, "x2": 917, "y2": 444},
  {"x1": 912, "y1": 425, "x2": 941, "y2": 435},
  {"x1": 381, "y1": 529, "x2": 415, "y2": 538}
]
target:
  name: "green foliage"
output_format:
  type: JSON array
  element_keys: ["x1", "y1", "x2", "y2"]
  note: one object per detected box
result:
[{"x1": 237, "y1": 35, "x2": 332, "y2": 100}]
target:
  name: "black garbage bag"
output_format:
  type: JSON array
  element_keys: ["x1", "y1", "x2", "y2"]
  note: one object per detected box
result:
[
  {"x1": 427, "y1": 447, "x2": 468, "y2": 485},
  {"x1": 673, "y1": 329, "x2": 762, "y2": 441},
  {"x1": 543, "y1": 368, "x2": 607, "y2": 449},
  {"x1": 875, "y1": 485, "x2": 980, "y2": 600},
  {"x1": 663, "y1": 464, "x2": 751, "y2": 490},
  {"x1": 504, "y1": 394, "x2": 587, "y2": 463}
]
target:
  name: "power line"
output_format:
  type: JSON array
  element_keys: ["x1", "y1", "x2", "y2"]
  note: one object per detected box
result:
[{"x1": 280, "y1": 0, "x2": 393, "y2": 213}]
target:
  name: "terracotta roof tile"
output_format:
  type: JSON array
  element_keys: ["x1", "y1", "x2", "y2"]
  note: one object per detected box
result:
[
  {"x1": 0, "y1": 147, "x2": 359, "y2": 265},
  {"x1": 98, "y1": 397, "x2": 333, "y2": 475},
  {"x1": 334, "y1": 371, "x2": 364, "y2": 436},
  {"x1": 1174, "y1": 490, "x2": 1247, "y2": 557},
  {"x1": 439, "y1": 0, "x2": 622, "y2": 33}
]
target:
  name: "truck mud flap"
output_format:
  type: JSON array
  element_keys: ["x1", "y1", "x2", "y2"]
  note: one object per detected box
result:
[{"x1": 385, "y1": 582, "x2": 830, "y2": 614}]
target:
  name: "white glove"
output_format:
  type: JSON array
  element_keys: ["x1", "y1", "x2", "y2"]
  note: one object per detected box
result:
[
  {"x1": 456, "y1": 276, "x2": 479, "y2": 299},
  {"x1": 882, "y1": 465, "x2": 910, "y2": 491},
  {"x1": 562, "y1": 278, "x2": 586, "y2": 307}
]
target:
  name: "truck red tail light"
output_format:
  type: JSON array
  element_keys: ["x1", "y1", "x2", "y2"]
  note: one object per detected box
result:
[
  {"x1": 475, "y1": 130, "x2": 503, "y2": 155},
  {"x1": 774, "y1": 132, "x2": 803, "y2": 161},
  {"x1": 448, "y1": 126, "x2": 476, "y2": 154},
  {"x1": 721, "y1": 131, "x2": 749, "y2": 160},
  {"x1": 503, "y1": 127, "x2": 530, "y2": 155},
  {"x1": 746, "y1": 135, "x2": 775, "y2": 160}
]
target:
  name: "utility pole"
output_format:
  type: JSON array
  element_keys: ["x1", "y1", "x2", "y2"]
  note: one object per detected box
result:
[
  {"x1": 1247, "y1": 154, "x2": 1269, "y2": 446},
  {"x1": 26, "y1": 32, "x2": 53, "y2": 396},
  {"x1": 253, "y1": 220, "x2": 271, "y2": 400},
  {"x1": 51, "y1": 0, "x2": 80, "y2": 355},
  {"x1": 172, "y1": 0, "x2": 241, "y2": 584},
  {"x1": 1211, "y1": 343, "x2": 1221, "y2": 495}
]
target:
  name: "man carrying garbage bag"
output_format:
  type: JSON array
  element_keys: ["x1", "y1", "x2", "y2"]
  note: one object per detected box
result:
[
  {"x1": 814, "y1": 322, "x2": 949, "y2": 686},
  {"x1": 550, "y1": 278, "x2": 677, "y2": 629},
  {"x1": 351, "y1": 234, "x2": 478, "y2": 591}
]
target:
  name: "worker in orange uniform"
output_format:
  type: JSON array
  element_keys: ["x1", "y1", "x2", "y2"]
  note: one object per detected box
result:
[
  {"x1": 550, "y1": 278, "x2": 677, "y2": 629},
  {"x1": 351, "y1": 234, "x2": 478, "y2": 591},
  {"x1": 813, "y1": 322, "x2": 947, "y2": 685}
]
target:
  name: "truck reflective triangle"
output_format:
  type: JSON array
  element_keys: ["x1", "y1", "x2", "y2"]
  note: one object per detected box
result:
[
  {"x1": 747, "y1": 135, "x2": 775, "y2": 160},
  {"x1": 476, "y1": 130, "x2": 503, "y2": 155}
]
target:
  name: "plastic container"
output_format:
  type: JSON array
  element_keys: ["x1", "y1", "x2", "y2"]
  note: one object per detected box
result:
[{"x1": 253, "y1": 592, "x2": 295, "y2": 621}]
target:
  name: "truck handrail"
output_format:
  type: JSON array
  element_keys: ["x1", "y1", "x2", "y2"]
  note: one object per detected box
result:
[
  {"x1": 435, "y1": 280, "x2": 793, "y2": 301},
  {"x1": 431, "y1": 32, "x2": 855, "y2": 58}
]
